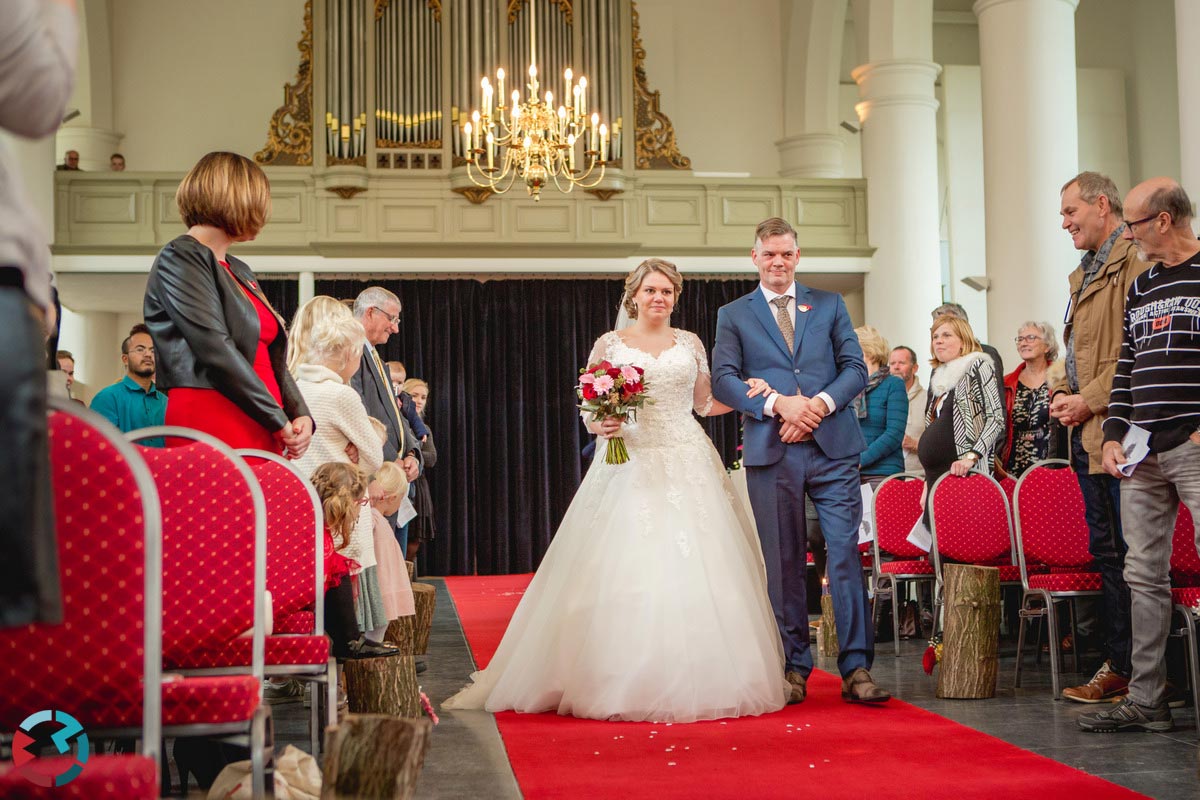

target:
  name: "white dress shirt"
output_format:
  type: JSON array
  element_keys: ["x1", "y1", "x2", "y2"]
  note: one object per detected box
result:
[{"x1": 757, "y1": 284, "x2": 837, "y2": 419}]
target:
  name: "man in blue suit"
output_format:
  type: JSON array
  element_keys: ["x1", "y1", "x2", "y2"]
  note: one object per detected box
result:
[{"x1": 713, "y1": 217, "x2": 890, "y2": 705}]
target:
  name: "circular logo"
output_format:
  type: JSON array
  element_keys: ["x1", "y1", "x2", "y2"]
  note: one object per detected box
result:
[{"x1": 12, "y1": 710, "x2": 89, "y2": 787}]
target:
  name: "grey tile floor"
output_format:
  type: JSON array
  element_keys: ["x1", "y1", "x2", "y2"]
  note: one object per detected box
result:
[{"x1": 267, "y1": 583, "x2": 1200, "y2": 800}]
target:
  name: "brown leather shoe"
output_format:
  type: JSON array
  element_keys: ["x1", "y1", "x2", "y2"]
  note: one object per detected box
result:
[
  {"x1": 1062, "y1": 660, "x2": 1129, "y2": 704},
  {"x1": 785, "y1": 670, "x2": 807, "y2": 704},
  {"x1": 841, "y1": 668, "x2": 891, "y2": 704}
]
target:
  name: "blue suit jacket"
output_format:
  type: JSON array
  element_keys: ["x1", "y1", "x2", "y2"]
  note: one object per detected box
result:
[{"x1": 712, "y1": 282, "x2": 867, "y2": 465}]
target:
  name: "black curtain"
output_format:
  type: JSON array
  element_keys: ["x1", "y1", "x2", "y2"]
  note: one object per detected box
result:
[
  {"x1": 309, "y1": 276, "x2": 758, "y2": 576},
  {"x1": 259, "y1": 278, "x2": 300, "y2": 325}
]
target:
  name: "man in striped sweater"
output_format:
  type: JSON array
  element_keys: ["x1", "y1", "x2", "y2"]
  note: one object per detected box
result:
[{"x1": 1079, "y1": 177, "x2": 1200, "y2": 733}]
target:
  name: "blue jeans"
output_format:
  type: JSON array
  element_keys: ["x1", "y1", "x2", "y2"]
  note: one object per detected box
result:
[{"x1": 1072, "y1": 434, "x2": 1132, "y2": 676}]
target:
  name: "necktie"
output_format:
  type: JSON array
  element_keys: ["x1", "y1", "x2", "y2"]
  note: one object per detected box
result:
[
  {"x1": 773, "y1": 295, "x2": 794, "y2": 352},
  {"x1": 371, "y1": 348, "x2": 406, "y2": 454}
]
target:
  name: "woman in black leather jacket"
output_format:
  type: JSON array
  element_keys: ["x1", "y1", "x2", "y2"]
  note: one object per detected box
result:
[{"x1": 143, "y1": 152, "x2": 312, "y2": 457}]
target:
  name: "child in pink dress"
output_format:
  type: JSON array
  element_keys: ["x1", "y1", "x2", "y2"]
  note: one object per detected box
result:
[{"x1": 370, "y1": 461, "x2": 416, "y2": 620}]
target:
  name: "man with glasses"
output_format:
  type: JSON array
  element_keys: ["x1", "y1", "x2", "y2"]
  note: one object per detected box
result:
[
  {"x1": 1079, "y1": 177, "x2": 1200, "y2": 733},
  {"x1": 351, "y1": 287, "x2": 423, "y2": 551},
  {"x1": 1050, "y1": 172, "x2": 1149, "y2": 707},
  {"x1": 89, "y1": 323, "x2": 167, "y2": 446}
]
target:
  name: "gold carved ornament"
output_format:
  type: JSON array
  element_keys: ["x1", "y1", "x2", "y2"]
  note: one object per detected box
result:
[
  {"x1": 630, "y1": 2, "x2": 690, "y2": 171},
  {"x1": 507, "y1": 0, "x2": 572, "y2": 25},
  {"x1": 376, "y1": 0, "x2": 441, "y2": 23},
  {"x1": 256, "y1": 0, "x2": 314, "y2": 166}
]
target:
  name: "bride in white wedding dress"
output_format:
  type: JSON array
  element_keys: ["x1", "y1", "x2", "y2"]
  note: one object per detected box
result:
[{"x1": 443, "y1": 259, "x2": 789, "y2": 722}]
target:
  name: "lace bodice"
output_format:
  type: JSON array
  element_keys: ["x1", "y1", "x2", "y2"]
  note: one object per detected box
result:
[{"x1": 584, "y1": 329, "x2": 716, "y2": 450}]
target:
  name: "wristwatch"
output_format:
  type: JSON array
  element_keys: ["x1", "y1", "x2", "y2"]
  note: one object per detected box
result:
[{"x1": 963, "y1": 452, "x2": 979, "y2": 465}]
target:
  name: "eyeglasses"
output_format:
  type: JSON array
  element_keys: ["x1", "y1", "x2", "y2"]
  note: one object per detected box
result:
[
  {"x1": 128, "y1": 345, "x2": 155, "y2": 355},
  {"x1": 1124, "y1": 213, "x2": 1162, "y2": 232},
  {"x1": 372, "y1": 306, "x2": 400, "y2": 326},
  {"x1": 1014, "y1": 335, "x2": 1043, "y2": 343},
  {"x1": 356, "y1": 497, "x2": 370, "y2": 506}
]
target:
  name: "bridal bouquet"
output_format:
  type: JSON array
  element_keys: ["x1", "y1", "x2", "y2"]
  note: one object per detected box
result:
[{"x1": 577, "y1": 360, "x2": 651, "y2": 465}]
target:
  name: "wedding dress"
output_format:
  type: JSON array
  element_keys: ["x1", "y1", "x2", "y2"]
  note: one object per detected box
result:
[{"x1": 443, "y1": 329, "x2": 788, "y2": 722}]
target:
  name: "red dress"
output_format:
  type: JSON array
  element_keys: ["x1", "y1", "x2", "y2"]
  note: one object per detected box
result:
[{"x1": 164, "y1": 261, "x2": 284, "y2": 452}]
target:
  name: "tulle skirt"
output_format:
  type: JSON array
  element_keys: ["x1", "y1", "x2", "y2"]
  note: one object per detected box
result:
[{"x1": 443, "y1": 430, "x2": 788, "y2": 722}]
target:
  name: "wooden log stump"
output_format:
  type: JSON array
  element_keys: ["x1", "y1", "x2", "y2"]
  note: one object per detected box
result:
[
  {"x1": 386, "y1": 614, "x2": 417, "y2": 656},
  {"x1": 405, "y1": 560, "x2": 415, "y2": 582},
  {"x1": 818, "y1": 594, "x2": 838, "y2": 658},
  {"x1": 411, "y1": 583, "x2": 436, "y2": 656},
  {"x1": 322, "y1": 713, "x2": 432, "y2": 800},
  {"x1": 937, "y1": 564, "x2": 1001, "y2": 699},
  {"x1": 343, "y1": 655, "x2": 421, "y2": 717}
]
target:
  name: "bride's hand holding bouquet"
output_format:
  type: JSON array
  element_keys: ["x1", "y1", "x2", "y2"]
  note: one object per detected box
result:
[{"x1": 578, "y1": 360, "x2": 651, "y2": 465}]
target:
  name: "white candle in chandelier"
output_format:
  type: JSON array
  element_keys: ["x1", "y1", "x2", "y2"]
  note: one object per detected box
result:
[
  {"x1": 486, "y1": 132, "x2": 494, "y2": 170},
  {"x1": 497, "y1": 68, "x2": 505, "y2": 103},
  {"x1": 599, "y1": 123, "x2": 608, "y2": 161},
  {"x1": 572, "y1": 85, "x2": 582, "y2": 122},
  {"x1": 564, "y1": 68, "x2": 573, "y2": 110},
  {"x1": 613, "y1": 118, "x2": 621, "y2": 159},
  {"x1": 578, "y1": 76, "x2": 587, "y2": 120},
  {"x1": 590, "y1": 112, "x2": 599, "y2": 151},
  {"x1": 463, "y1": 121, "x2": 472, "y2": 158},
  {"x1": 482, "y1": 77, "x2": 492, "y2": 118},
  {"x1": 472, "y1": 110, "x2": 481, "y2": 150}
]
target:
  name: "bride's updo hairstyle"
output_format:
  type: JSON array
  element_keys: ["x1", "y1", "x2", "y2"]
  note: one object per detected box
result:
[{"x1": 622, "y1": 258, "x2": 684, "y2": 320}]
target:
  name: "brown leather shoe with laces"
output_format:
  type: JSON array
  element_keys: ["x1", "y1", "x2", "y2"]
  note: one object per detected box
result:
[
  {"x1": 841, "y1": 668, "x2": 891, "y2": 704},
  {"x1": 785, "y1": 670, "x2": 807, "y2": 704},
  {"x1": 1062, "y1": 660, "x2": 1129, "y2": 704}
]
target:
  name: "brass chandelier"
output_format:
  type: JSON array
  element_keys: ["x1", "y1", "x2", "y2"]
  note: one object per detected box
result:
[{"x1": 461, "y1": 0, "x2": 616, "y2": 201}]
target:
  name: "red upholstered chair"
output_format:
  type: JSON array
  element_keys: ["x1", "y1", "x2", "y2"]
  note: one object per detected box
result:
[
  {"x1": 0, "y1": 400, "x2": 161, "y2": 799},
  {"x1": 928, "y1": 470, "x2": 1014, "y2": 636},
  {"x1": 1012, "y1": 459, "x2": 1100, "y2": 698},
  {"x1": 1167, "y1": 504, "x2": 1200, "y2": 730},
  {"x1": 870, "y1": 473, "x2": 932, "y2": 655},
  {"x1": 168, "y1": 450, "x2": 336, "y2": 755},
  {"x1": 127, "y1": 427, "x2": 273, "y2": 797}
]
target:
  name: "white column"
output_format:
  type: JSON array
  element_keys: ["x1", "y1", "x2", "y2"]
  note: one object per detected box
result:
[
  {"x1": 852, "y1": 59, "x2": 944, "y2": 357},
  {"x1": 298, "y1": 271, "x2": 316, "y2": 305},
  {"x1": 777, "y1": 0, "x2": 848, "y2": 178},
  {"x1": 975, "y1": 0, "x2": 1079, "y2": 367},
  {"x1": 1177, "y1": 0, "x2": 1200, "y2": 218}
]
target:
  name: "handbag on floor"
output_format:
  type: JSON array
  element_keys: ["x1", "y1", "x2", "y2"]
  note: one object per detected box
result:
[{"x1": 207, "y1": 744, "x2": 321, "y2": 800}]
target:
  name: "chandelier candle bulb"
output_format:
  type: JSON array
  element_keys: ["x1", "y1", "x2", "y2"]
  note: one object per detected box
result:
[
  {"x1": 578, "y1": 76, "x2": 587, "y2": 119},
  {"x1": 462, "y1": 122, "x2": 472, "y2": 159},
  {"x1": 497, "y1": 68, "x2": 505, "y2": 100},
  {"x1": 590, "y1": 113, "x2": 599, "y2": 150},
  {"x1": 568, "y1": 133, "x2": 576, "y2": 170},
  {"x1": 600, "y1": 123, "x2": 608, "y2": 161},
  {"x1": 486, "y1": 132, "x2": 494, "y2": 170},
  {"x1": 564, "y1": 68, "x2": 573, "y2": 109}
]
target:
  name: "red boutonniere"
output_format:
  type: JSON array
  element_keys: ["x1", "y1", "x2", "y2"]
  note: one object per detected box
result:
[{"x1": 797, "y1": 304, "x2": 812, "y2": 313}]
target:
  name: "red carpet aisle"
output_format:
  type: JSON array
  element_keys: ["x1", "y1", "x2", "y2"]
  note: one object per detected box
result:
[{"x1": 444, "y1": 574, "x2": 1149, "y2": 800}]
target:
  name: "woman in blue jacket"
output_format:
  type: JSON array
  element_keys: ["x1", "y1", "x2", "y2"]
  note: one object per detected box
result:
[{"x1": 853, "y1": 325, "x2": 908, "y2": 487}]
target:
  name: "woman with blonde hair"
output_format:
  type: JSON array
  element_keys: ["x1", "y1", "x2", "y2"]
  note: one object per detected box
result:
[
  {"x1": 291, "y1": 311, "x2": 394, "y2": 657},
  {"x1": 918, "y1": 315, "x2": 1005, "y2": 499},
  {"x1": 400, "y1": 377, "x2": 437, "y2": 560},
  {"x1": 288, "y1": 295, "x2": 354, "y2": 375},
  {"x1": 852, "y1": 325, "x2": 909, "y2": 487},
  {"x1": 445, "y1": 258, "x2": 788, "y2": 722},
  {"x1": 144, "y1": 151, "x2": 312, "y2": 455}
]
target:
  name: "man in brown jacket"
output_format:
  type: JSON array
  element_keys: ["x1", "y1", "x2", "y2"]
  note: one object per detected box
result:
[{"x1": 1050, "y1": 172, "x2": 1151, "y2": 703}]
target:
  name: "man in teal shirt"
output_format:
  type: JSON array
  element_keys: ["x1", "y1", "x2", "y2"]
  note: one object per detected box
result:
[{"x1": 90, "y1": 324, "x2": 167, "y2": 446}]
